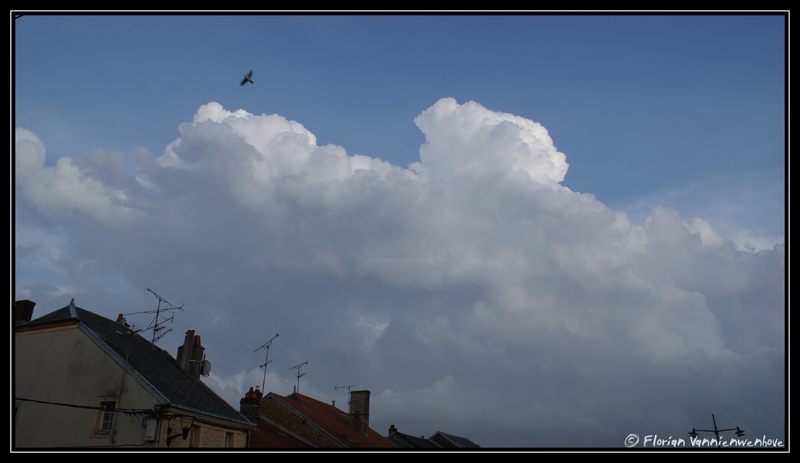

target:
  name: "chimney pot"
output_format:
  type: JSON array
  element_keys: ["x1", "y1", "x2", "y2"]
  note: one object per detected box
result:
[
  {"x1": 116, "y1": 314, "x2": 130, "y2": 327},
  {"x1": 239, "y1": 386, "x2": 263, "y2": 421}
]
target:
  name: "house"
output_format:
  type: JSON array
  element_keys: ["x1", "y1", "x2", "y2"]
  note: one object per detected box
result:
[
  {"x1": 239, "y1": 387, "x2": 314, "y2": 448},
  {"x1": 240, "y1": 387, "x2": 397, "y2": 448},
  {"x1": 14, "y1": 299, "x2": 254, "y2": 449},
  {"x1": 387, "y1": 425, "x2": 481, "y2": 449}
]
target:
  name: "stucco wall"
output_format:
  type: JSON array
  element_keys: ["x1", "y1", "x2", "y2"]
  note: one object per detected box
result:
[{"x1": 15, "y1": 324, "x2": 159, "y2": 448}]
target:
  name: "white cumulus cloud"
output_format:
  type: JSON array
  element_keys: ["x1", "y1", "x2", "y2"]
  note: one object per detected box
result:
[{"x1": 14, "y1": 99, "x2": 784, "y2": 447}]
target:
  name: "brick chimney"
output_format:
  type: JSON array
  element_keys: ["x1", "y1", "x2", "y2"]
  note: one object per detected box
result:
[
  {"x1": 239, "y1": 386, "x2": 263, "y2": 421},
  {"x1": 349, "y1": 390, "x2": 370, "y2": 436},
  {"x1": 176, "y1": 329, "x2": 205, "y2": 380},
  {"x1": 14, "y1": 300, "x2": 36, "y2": 324}
]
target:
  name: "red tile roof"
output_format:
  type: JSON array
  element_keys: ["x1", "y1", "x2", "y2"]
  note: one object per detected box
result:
[
  {"x1": 270, "y1": 393, "x2": 397, "y2": 449},
  {"x1": 248, "y1": 417, "x2": 314, "y2": 449}
]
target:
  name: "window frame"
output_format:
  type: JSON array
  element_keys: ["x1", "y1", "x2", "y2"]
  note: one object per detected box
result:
[{"x1": 93, "y1": 399, "x2": 117, "y2": 436}]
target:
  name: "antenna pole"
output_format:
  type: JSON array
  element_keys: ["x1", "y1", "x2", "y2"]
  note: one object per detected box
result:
[
  {"x1": 125, "y1": 289, "x2": 184, "y2": 344},
  {"x1": 150, "y1": 289, "x2": 166, "y2": 342},
  {"x1": 334, "y1": 384, "x2": 356, "y2": 413},
  {"x1": 254, "y1": 334, "x2": 279, "y2": 392},
  {"x1": 147, "y1": 288, "x2": 183, "y2": 343},
  {"x1": 290, "y1": 361, "x2": 308, "y2": 395}
]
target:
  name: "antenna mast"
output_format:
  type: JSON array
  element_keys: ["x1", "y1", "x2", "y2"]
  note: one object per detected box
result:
[
  {"x1": 125, "y1": 288, "x2": 185, "y2": 343},
  {"x1": 290, "y1": 361, "x2": 308, "y2": 395},
  {"x1": 254, "y1": 333, "x2": 279, "y2": 392},
  {"x1": 335, "y1": 384, "x2": 356, "y2": 412}
]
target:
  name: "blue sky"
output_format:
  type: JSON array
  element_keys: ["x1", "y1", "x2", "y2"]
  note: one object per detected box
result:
[
  {"x1": 15, "y1": 15, "x2": 785, "y2": 245},
  {"x1": 14, "y1": 14, "x2": 785, "y2": 448}
]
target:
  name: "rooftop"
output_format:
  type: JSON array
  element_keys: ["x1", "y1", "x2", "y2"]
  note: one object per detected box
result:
[
  {"x1": 266, "y1": 392, "x2": 397, "y2": 448},
  {"x1": 18, "y1": 300, "x2": 252, "y2": 427}
]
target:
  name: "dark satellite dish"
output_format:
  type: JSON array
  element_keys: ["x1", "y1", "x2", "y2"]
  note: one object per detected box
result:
[{"x1": 201, "y1": 359, "x2": 212, "y2": 376}]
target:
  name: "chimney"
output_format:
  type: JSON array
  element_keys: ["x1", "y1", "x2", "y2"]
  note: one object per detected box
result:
[
  {"x1": 349, "y1": 390, "x2": 370, "y2": 435},
  {"x1": 239, "y1": 386, "x2": 263, "y2": 421},
  {"x1": 14, "y1": 300, "x2": 36, "y2": 324},
  {"x1": 176, "y1": 329, "x2": 205, "y2": 380},
  {"x1": 116, "y1": 313, "x2": 129, "y2": 327},
  {"x1": 388, "y1": 424, "x2": 397, "y2": 435}
]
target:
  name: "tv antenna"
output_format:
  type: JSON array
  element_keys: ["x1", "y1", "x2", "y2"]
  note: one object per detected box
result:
[
  {"x1": 290, "y1": 361, "x2": 308, "y2": 395},
  {"x1": 335, "y1": 385, "x2": 356, "y2": 412},
  {"x1": 254, "y1": 333, "x2": 279, "y2": 392},
  {"x1": 124, "y1": 288, "x2": 185, "y2": 343}
]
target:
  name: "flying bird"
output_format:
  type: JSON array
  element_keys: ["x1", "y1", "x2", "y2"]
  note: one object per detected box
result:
[{"x1": 240, "y1": 71, "x2": 254, "y2": 86}]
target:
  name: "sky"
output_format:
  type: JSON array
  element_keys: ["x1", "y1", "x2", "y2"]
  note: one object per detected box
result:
[{"x1": 13, "y1": 14, "x2": 786, "y2": 448}]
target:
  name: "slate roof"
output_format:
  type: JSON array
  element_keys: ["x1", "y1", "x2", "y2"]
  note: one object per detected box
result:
[
  {"x1": 19, "y1": 300, "x2": 252, "y2": 428},
  {"x1": 429, "y1": 431, "x2": 480, "y2": 448},
  {"x1": 387, "y1": 430, "x2": 442, "y2": 448},
  {"x1": 266, "y1": 392, "x2": 398, "y2": 448}
]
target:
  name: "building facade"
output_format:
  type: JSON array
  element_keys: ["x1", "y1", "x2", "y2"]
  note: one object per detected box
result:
[{"x1": 14, "y1": 299, "x2": 254, "y2": 449}]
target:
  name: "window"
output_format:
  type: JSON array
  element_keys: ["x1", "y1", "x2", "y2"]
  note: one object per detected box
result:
[
  {"x1": 188, "y1": 426, "x2": 201, "y2": 448},
  {"x1": 100, "y1": 402, "x2": 115, "y2": 431},
  {"x1": 95, "y1": 401, "x2": 116, "y2": 434}
]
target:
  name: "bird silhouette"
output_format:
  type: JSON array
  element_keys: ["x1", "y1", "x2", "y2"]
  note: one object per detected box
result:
[{"x1": 240, "y1": 70, "x2": 254, "y2": 86}]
